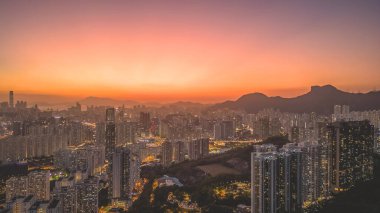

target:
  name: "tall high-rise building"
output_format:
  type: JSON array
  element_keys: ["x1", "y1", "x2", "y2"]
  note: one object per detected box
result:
[
  {"x1": 150, "y1": 117, "x2": 160, "y2": 136},
  {"x1": 213, "y1": 123, "x2": 222, "y2": 140},
  {"x1": 254, "y1": 117, "x2": 270, "y2": 139},
  {"x1": 269, "y1": 118, "x2": 282, "y2": 138},
  {"x1": 290, "y1": 126, "x2": 300, "y2": 144},
  {"x1": 251, "y1": 151, "x2": 278, "y2": 213},
  {"x1": 214, "y1": 120, "x2": 234, "y2": 140},
  {"x1": 278, "y1": 146, "x2": 303, "y2": 213},
  {"x1": 112, "y1": 146, "x2": 140, "y2": 203},
  {"x1": 333, "y1": 105, "x2": 342, "y2": 116},
  {"x1": 5, "y1": 176, "x2": 29, "y2": 202},
  {"x1": 68, "y1": 121, "x2": 83, "y2": 146},
  {"x1": 75, "y1": 177, "x2": 99, "y2": 213},
  {"x1": 161, "y1": 140, "x2": 173, "y2": 166},
  {"x1": 95, "y1": 122, "x2": 105, "y2": 145},
  {"x1": 317, "y1": 122, "x2": 332, "y2": 198},
  {"x1": 139, "y1": 112, "x2": 151, "y2": 133},
  {"x1": 342, "y1": 105, "x2": 350, "y2": 115},
  {"x1": 9, "y1": 90, "x2": 14, "y2": 108},
  {"x1": 55, "y1": 186, "x2": 76, "y2": 213},
  {"x1": 105, "y1": 108, "x2": 116, "y2": 199},
  {"x1": 112, "y1": 147, "x2": 130, "y2": 200},
  {"x1": 251, "y1": 144, "x2": 303, "y2": 213},
  {"x1": 5, "y1": 171, "x2": 50, "y2": 203},
  {"x1": 188, "y1": 138, "x2": 209, "y2": 160},
  {"x1": 298, "y1": 143, "x2": 321, "y2": 206},
  {"x1": 333, "y1": 105, "x2": 340, "y2": 122},
  {"x1": 125, "y1": 122, "x2": 138, "y2": 143},
  {"x1": 28, "y1": 170, "x2": 50, "y2": 201},
  {"x1": 332, "y1": 105, "x2": 351, "y2": 121},
  {"x1": 200, "y1": 138, "x2": 210, "y2": 157},
  {"x1": 328, "y1": 120, "x2": 374, "y2": 193},
  {"x1": 173, "y1": 141, "x2": 185, "y2": 163},
  {"x1": 116, "y1": 121, "x2": 138, "y2": 145},
  {"x1": 54, "y1": 145, "x2": 105, "y2": 176},
  {"x1": 106, "y1": 108, "x2": 116, "y2": 160}
]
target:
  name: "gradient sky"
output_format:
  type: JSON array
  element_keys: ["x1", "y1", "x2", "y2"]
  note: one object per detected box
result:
[{"x1": 1, "y1": 0, "x2": 380, "y2": 102}]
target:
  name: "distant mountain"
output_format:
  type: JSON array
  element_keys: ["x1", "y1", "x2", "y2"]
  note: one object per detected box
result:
[
  {"x1": 165, "y1": 101, "x2": 209, "y2": 108},
  {"x1": 79, "y1": 96, "x2": 138, "y2": 107},
  {"x1": 211, "y1": 85, "x2": 380, "y2": 114}
]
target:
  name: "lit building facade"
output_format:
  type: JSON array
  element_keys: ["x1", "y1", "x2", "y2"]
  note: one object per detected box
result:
[
  {"x1": 251, "y1": 144, "x2": 303, "y2": 213},
  {"x1": 188, "y1": 138, "x2": 209, "y2": 160},
  {"x1": 28, "y1": 170, "x2": 50, "y2": 201},
  {"x1": 161, "y1": 140, "x2": 173, "y2": 166},
  {"x1": 328, "y1": 120, "x2": 375, "y2": 193},
  {"x1": 75, "y1": 176, "x2": 99, "y2": 213},
  {"x1": 5, "y1": 176, "x2": 29, "y2": 202}
]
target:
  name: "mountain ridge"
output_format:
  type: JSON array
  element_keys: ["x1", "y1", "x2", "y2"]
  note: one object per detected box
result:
[{"x1": 210, "y1": 85, "x2": 380, "y2": 114}]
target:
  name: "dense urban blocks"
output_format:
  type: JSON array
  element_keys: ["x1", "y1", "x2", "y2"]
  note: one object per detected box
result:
[{"x1": 0, "y1": 91, "x2": 379, "y2": 213}]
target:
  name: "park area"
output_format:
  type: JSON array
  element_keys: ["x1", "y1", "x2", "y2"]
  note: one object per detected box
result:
[{"x1": 197, "y1": 163, "x2": 241, "y2": 177}]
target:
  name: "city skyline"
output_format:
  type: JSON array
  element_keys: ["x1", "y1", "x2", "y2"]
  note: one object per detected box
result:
[
  {"x1": 1, "y1": 1, "x2": 380, "y2": 102},
  {"x1": 1, "y1": 84, "x2": 380, "y2": 107}
]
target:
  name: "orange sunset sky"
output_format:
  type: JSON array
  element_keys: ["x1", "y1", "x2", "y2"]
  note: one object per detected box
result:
[{"x1": 1, "y1": 1, "x2": 380, "y2": 103}]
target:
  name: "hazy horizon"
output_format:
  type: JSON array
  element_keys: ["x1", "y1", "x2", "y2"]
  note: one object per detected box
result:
[
  {"x1": 1, "y1": 84, "x2": 379, "y2": 107},
  {"x1": 1, "y1": 0, "x2": 380, "y2": 102}
]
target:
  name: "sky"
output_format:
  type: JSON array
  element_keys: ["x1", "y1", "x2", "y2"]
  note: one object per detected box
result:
[{"x1": 1, "y1": 0, "x2": 380, "y2": 103}]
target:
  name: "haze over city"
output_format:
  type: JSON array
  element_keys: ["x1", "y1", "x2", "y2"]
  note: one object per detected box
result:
[{"x1": 1, "y1": 0, "x2": 380, "y2": 102}]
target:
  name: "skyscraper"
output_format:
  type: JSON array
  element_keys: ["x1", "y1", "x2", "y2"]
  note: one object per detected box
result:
[
  {"x1": 55, "y1": 186, "x2": 76, "y2": 213},
  {"x1": 251, "y1": 151, "x2": 278, "y2": 213},
  {"x1": 112, "y1": 146, "x2": 140, "y2": 204},
  {"x1": 290, "y1": 126, "x2": 300, "y2": 144},
  {"x1": 95, "y1": 122, "x2": 106, "y2": 146},
  {"x1": 255, "y1": 117, "x2": 270, "y2": 139},
  {"x1": 298, "y1": 143, "x2": 321, "y2": 206},
  {"x1": 173, "y1": 141, "x2": 185, "y2": 163},
  {"x1": 188, "y1": 138, "x2": 209, "y2": 160},
  {"x1": 106, "y1": 108, "x2": 116, "y2": 199},
  {"x1": 125, "y1": 122, "x2": 138, "y2": 144},
  {"x1": 333, "y1": 105, "x2": 342, "y2": 116},
  {"x1": 5, "y1": 176, "x2": 29, "y2": 202},
  {"x1": 328, "y1": 120, "x2": 375, "y2": 193},
  {"x1": 251, "y1": 144, "x2": 303, "y2": 213},
  {"x1": 317, "y1": 121, "x2": 332, "y2": 198},
  {"x1": 28, "y1": 170, "x2": 50, "y2": 201},
  {"x1": 112, "y1": 147, "x2": 130, "y2": 200},
  {"x1": 214, "y1": 120, "x2": 234, "y2": 140},
  {"x1": 161, "y1": 140, "x2": 173, "y2": 166},
  {"x1": 75, "y1": 177, "x2": 99, "y2": 213},
  {"x1": 342, "y1": 105, "x2": 350, "y2": 116},
  {"x1": 68, "y1": 121, "x2": 83, "y2": 146},
  {"x1": 139, "y1": 112, "x2": 151, "y2": 133},
  {"x1": 106, "y1": 108, "x2": 116, "y2": 160},
  {"x1": 279, "y1": 145, "x2": 303, "y2": 213},
  {"x1": 116, "y1": 121, "x2": 138, "y2": 145},
  {"x1": 9, "y1": 90, "x2": 14, "y2": 108}
]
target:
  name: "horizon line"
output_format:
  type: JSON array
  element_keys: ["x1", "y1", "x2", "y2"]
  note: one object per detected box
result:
[{"x1": 0, "y1": 84, "x2": 379, "y2": 105}]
